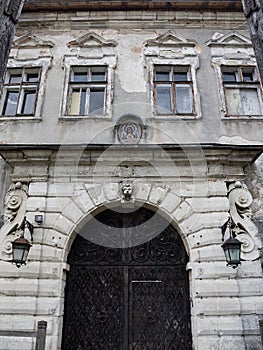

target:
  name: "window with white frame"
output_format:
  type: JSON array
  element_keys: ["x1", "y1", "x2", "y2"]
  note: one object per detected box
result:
[
  {"x1": 154, "y1": 65, "x2": 194, "y2": 115},
  {"x1": 67, "y1": 66, "x2": 107, "y2": 116},
  {"x1": 222, "y1": 66, "x2": 262, "y2": 116},
  {"x1": 1, "y1": 67, "x2": 41, "y2": 116}
]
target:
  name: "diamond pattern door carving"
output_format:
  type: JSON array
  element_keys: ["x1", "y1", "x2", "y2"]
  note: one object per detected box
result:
[{"x1": 62, "y1": 207, "x2": 192, "y2": 350}]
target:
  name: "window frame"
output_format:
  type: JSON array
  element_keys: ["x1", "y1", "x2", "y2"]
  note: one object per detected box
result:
[
  {"x1": 66, "y1": 65, "x2": 108, "y2": 116},
  {"x1": 153, "y1": 65, "x2": 195, "y2": 116},
  {"x1": 61, "y1": 55, "x2": 116, "y2": 120},
  {"x1": 1, "y1": 67, "x2": 41, "y2": 117},
  {"x1": 0, "y1": 57, "x2": 52, "y2": 121},
  {"x1": 221, "y1": 65, "x2": 263, "y2": 117}
]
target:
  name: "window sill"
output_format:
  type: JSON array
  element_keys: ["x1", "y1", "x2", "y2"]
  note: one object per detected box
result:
[
  {"x1": 222, "y1": 115, "x2": 263, "y2": 120},
  {"x1": 0, "y1": 116, "x2": 41, "y2": 122},
  {"x1": 149, "y1": 114, "x2": 201, "y2": 121},
  {"x1": 59, "y1": 115, "x2": 112, "y2": 121}
]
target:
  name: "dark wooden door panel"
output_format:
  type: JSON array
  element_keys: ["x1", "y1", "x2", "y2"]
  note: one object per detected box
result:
[
  {"x1": 62, "y1": 266, "x2": 125, "y2": 350},
  {"x1": 62, "y1": 207, "x2": 192, "y2": 350}
]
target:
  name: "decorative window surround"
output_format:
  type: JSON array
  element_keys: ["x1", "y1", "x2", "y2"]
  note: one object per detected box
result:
[
  {"x1": 208, "y1": 31, "x2": 263, "y2": 119},
  {"x1": 144, "y1": 31, "x2": 201, "y2": 120},
  {"x1": 0, "y1": 34, "x2": 53, "y2": 121},
  {"x1": 60, "y1": 32, "x2": 117, "y2": 120}
]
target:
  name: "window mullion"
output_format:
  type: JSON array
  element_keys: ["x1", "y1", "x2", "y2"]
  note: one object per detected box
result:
[{"x1": 172, "y1": 83, "x2": 176, "y2": 114}]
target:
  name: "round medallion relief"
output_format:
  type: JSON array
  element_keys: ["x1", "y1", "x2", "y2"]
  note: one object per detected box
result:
[{"x1": 117, "y1": 122, "x2": 142, "y2": 144}]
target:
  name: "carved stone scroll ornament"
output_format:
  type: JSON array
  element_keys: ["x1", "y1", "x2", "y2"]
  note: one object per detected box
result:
[
  {"x1": 228, "y1": 181, "x2": 261, "y2": 261},
  {"x1": 0, "y1": 182, "x2": 28, "y2": 261}
]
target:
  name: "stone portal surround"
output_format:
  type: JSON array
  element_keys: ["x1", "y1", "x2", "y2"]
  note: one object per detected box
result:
[{"x1": 0, "y1": 179, "x2": 262, "y2": 349}]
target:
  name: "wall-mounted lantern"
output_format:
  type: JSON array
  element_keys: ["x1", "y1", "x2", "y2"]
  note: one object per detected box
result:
[
  {"x1": 12, "y1": 218, "x2": 34, "y2": 268},
  {"x1": 221, "y1": 217, "x2": 242, "y2": 269}
]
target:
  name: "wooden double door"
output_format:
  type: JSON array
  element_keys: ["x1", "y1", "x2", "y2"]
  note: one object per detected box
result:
[{"x1": 62, "y1": 207, "x2": 192, "y2": 350}]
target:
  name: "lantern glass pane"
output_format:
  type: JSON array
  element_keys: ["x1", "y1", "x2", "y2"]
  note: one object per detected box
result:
[
  {"x1": 229, "y1": 246, "x2": 240, "y2": 262},
  {"x1": 13, "y1": 246, "x2": 26, "y2": 262},
  {"x1": 223, "y1": 247, "x2": 231, "y2": 262}
]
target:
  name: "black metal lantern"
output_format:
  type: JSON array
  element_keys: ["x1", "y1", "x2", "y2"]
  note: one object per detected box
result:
[
  {"x1": 222, "y1": 236, "x2": 242, "y2": 269},
  {"x1": 11, "y1": 218, "x2": 34, "y2": 268},
  {"x1": 221, "y1": 217, "x2": 242, "y2": 269},
  {"x1": 12, "y1": 236, "x2": 32, "y2": 268}
]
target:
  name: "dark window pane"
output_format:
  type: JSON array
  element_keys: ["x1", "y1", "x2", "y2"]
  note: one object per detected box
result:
[
  {"x1": 26, "y1": 73, "x2": 39, "y2": 82},
  {"x1": 174, "y1": 72, "x2": 188, "y2": 81},
  {"x1": 242, "y1": 72, "x2": 254, "y2": 82},
  {"x1": 21, "y1": 90, "x2": 36, "y2": 115},
  {"x1": 91, "y1": 71, "x2": 106, "y2": 82},
  {"x1": 176, "y1": 85, "x2": 193, "y2": 114},
  {"x1": 80, "y1": 90, "x2": 86, "y2": 115},
  {"x1": 73, "y1": 72, "x2": 88, "y2": 82},
  {"x1": 89, "y1": 89, "x2": 105, "y2": 114},
  {"x1": 156, "y1": 85, "x2": 172, "y2": 114},
  {"x1": 9, "y1": 74, "x2": 22, "y2": 84},
  {"x1": 223, "y1": 72, "x2": 236, "y2": 82},
  {"x1": 155, "y1": 72, "x2": 170, "y2": 82},
  {"x1": 4, "y1": 91, "x2": 19, "y2": 115}
]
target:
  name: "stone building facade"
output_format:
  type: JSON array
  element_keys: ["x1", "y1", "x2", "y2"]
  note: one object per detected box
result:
[{"x1": 0, "y1": 1, "x2": 262, "y2": 349}]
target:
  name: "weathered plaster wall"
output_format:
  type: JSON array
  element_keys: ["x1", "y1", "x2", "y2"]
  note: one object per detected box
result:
[{"x1": 0, "y1": 10, "x2": 262, "y2": 146}]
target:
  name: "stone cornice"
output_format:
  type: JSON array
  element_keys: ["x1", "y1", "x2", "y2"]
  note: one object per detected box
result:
[{"x1": 23, "y1": 1, "x2": 242, "y2": 12}]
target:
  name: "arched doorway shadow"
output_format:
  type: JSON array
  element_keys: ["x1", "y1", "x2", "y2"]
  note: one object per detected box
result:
[{"x1": 62, "y1": 205, "x2": 192, "y2": 350}]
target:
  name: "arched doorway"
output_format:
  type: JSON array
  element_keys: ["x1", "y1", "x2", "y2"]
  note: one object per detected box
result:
[{"x1": 62, "y1": 206, "x2": 192, "y2": 349}]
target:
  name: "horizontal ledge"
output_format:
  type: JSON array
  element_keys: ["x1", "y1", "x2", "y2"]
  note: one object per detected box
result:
[
  {"x1": 23, "y1": 1, "x2": 243, "y2": 12},
  {"x1": 0, "y1": 143, "x2": 262, "y2": 151},
  {"x1": 0, "y1": 330, "x2": 36, "y2": 337}
]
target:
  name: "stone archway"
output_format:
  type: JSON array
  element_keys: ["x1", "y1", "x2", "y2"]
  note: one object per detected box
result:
[{"x1": 62, "y1": 205, "x2": 192, "y2": 350}]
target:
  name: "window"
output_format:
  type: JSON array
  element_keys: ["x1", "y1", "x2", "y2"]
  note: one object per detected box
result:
[
  {"x1": 154, "y1": 65, "x2": 194, "y2": 115},
  {"x1": 67, "y1": 66, "x2": 107, "y2": 116},
  {"x1": 2, "y1": 67, "x2": 40, "y2": 116},
  {"x1": 222, "y1": 66, "x2": 262, "y2": 116}
]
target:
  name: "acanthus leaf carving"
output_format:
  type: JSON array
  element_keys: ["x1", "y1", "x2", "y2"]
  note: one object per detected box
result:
[
  {"x1": 0, "y1": 182, "x2": 28, "y2": 260},
  {"x1": 228, "y1": 181, "x2": 261, "y2": 261}
]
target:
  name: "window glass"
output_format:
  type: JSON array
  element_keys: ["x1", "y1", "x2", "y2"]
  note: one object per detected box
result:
[
  {"x1": 91, "y1": 71, "x2": 106, "y2": 82},
  {"x1": 176, "y1": 85, "x2": 192, "y2": 114},
  {"x1": 4, "y1": 91, "x2": 19, "y2": 115},
  {"x1": 240, "y1": 89, "x2": 261, "y2": 115},
  {"x1": 225, "y1": 88, "x2": 243, "y2": 115},
  {"x1": 242, "y1": 71, "x2": 254, "y2": 82},
  {"x1": 174, "y1": 72, "x2": 188, "y2": 82},
  {"x1": 89, "y1": 89, "x2": 105, "y2": 114},
  {"x1": 226, "y1": 88, "x2": 261, "y2": 115},
  {"x1": 21, "y1": 90, "x2": 36, "y2": 115},
  {"x1": 9, "y1": 74, "x2": 22, "y2": 84},
  {"x1": 223, "y1": 72, "x2": 237, "y2": 82},
  {"x1": 26, "y1": 73, "x2": 39, "y2": 83},
  {"x1": 156, "y1": 85, "x2": 172, "y2": 114},
  {"x1": 73, "y1": 72, "x2": 88, "y2": 82},
  {"x1": 155, "y1": 72, "x2": 170, "y2": 82},
  {"x1": 80, "y1": 90, "x2": 86, "y2": 115},
  {"x1": 70, "y1": 89, "x2": 81, "y2": 115}
]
